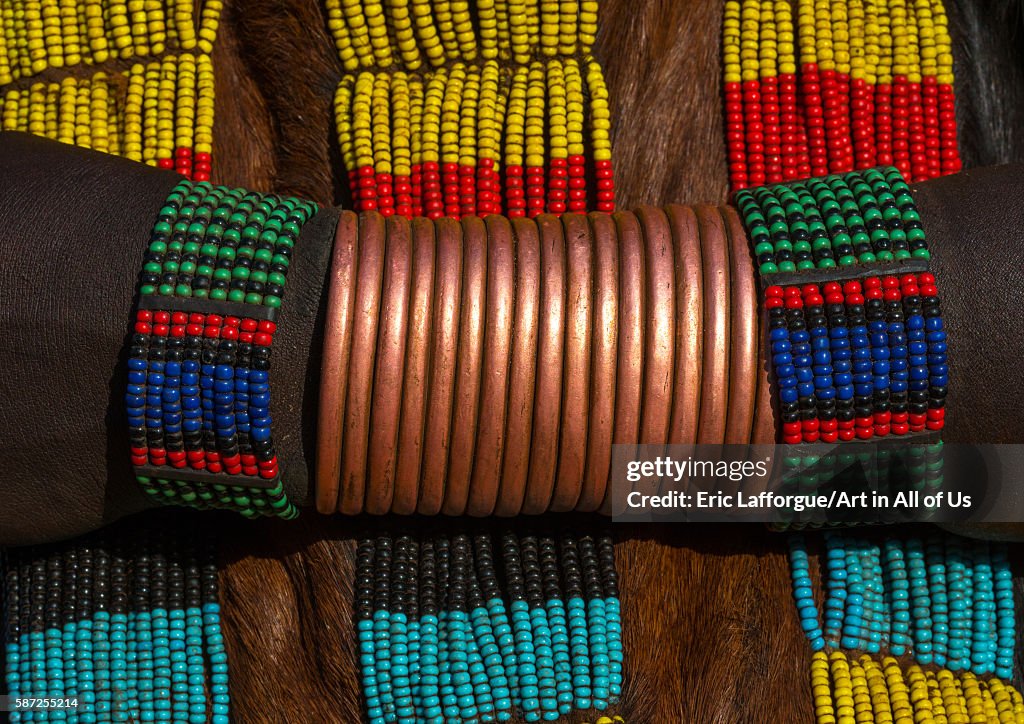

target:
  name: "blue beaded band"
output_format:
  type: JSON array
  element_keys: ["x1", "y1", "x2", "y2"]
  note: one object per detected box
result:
[{"x1": 126, "y1": 180, "x2": 317, "y2": 518}]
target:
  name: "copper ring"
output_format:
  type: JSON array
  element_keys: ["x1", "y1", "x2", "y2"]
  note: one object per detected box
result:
[
  {"x1": 468, "y1": 214, "x2": 515, "y2": 516},
  {"x1": 392, "y1": 217, "x2": 436, "y2": 514},
  {"x1": 694, "y1": 204, "x2": 731, "y2": 445},
  {"x1": 665, "y1": 204, "x2": 703, "y2": 445},
  {"x1": 585, "y1": 212, "x2": 619, "y2": 514},
  {"x1": 443, "y1": 215, "x2": 488, "y2": 516},
  {"x1": 523, "y1": 215, "x2": 566, "y2": 515},
  {"x1": 496, "y1": 217, "x2": 541, "y2": 517},
  {"x1": 722, "y1": 204, "x2": 758, "y2": 444},
  {"x1": 338, "y1": 211, "x2": 386, "y2": 514},
  {"x1": 612, "y1": 211, "x2": 645, "y2": 469},
  {"x1": 551, "y1": 212, "x2": 593, "y2": 512},
  {"x1": 418, "y1": 218, "x2": 463, "y2": 515},
  {"x1": 366, "y1": 215, "x2": 412, "y2": 514},
  {"x1": 636, "y1": 205, "x2": 676, "y2": 445},
  {"x1": 316, "y1": 212, "x2": 358, "y2": 514}
]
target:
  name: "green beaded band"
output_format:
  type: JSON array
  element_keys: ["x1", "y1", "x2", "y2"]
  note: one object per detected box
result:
[
  {"x1": 126, "y1": 180, "x2": 318, "y2": 519},
  {"x1": 737, "y1": 167, "x2": 930, "y2": 279}
]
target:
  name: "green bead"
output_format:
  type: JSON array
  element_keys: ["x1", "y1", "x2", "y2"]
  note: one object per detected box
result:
[
  {"x1": 264, "y1": 295, "x2": 282, "y2": 309},
  {"x1": 213, "y1": 268, "x2": 231, "y2": 281},
  {"x1": 812, "y1": 238, "x2": 831, "y2": 251},
  {"x1": 245, "y1": 292, "x2": 263, "y2": 305},
  {"x1": 242, "y1": 226, "x2": 260, "y2": 240},
  {"x1": 797, "y1": 260, "x2": 816, "y2": 270},
  {"x1": 754, "y1": 242, "x2": 774, "y2": 255},
  {"x1": 907, "y1": 228, "x2": 926, "y2": 242},
  {"x1": 232, "y1": 267, "x2": 250, "y2": 280},
  {"x1": 255, "y1": 248, "x2": 273, "y2": 263},
  {"x1": 201, "y1": 243, "x2": 219, "y2": 257},
  {"x1": 275, "y1": 236, "x2": 294, "y2": 250},
  {"x1": 876, "y1": 251, "x2": 894, "y2": 262},
  {"x1": 759, "y1": 261, "x2": 778, "y2": 274},
  {"x1": 250, "y1": 270, "x2": 267, "y2": 284},
  {"x1": 776, "y1": 240, "x2": 794, "y2": 252},
  {"x1": 140, "y1": 284, "x2": 156, "y2": 295},
  {"x1": 912, "y1": 248, "x2": 931, "y2": 259},
  {"x1": 175, "y1": 284, "x2": 193, "y2": 296},
  {"x1": 793, "y1": 241, "x2": 812, "y2": 253},
  {"x1": 149, "y1": 240, "x2": 168, "y2": 255},
  {"x1": 838, "y1": 255, "x2": 857, "y2": 266},
  {"x1": 144, "y1": 262, "x2": 162, "y2": 274},
  {"x1": 163, "y1": 261, "x2": 179, "y2": 272},
  {"x1": 193, "y1": 289, "x2": 208, "y2": 298},
  {"x1": 180, "y1": 261, "x2": 197, "y2": 274},
  {"x1": 224, "y1": 229, "x2": 242, "y2": 244},
  {"x1": 228, "y1": 289, "x2": 246, "y2": 302},
  {"x1": 272, "y1": 254, "x2": 290, "y2": 267},
  {"x1": 818, "y1": 258, "x2": 837, "y2": 269},
  {"x1": 183, "y1": 241, "x2": 200, "y2": 254},
  {"x1": 217, "y1": 247, "x2": 235, "y2": 261},
  {"x1": 778, "y1": 261, "x2": 797, "y2": 272},
  {"x1": 858, "y1": 252, "x2": 877, "y2": 263},
  {"x1": 852, "y1": 232, "x2": 871, "y2": 246},
  {"x1": 158, "y1": 284, "x2": 174, "y2": 295},
  {"x1": 894, "y1": 249, "x2": 911, "y2": 260},
  {"x1": 154, "y1": 221, "x2": 173, "y2": 235},
  {"x1": 210, "y1": 289, "x2": 228, "y2": 300},
  {"x1": 268, "y1": 271, "x2": 286, "y2": 286},
  {"x1": 197, "y1": 265, "x2": 213, "y2": 277}
]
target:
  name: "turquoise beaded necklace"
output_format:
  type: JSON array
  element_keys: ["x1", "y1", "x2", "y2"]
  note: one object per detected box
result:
[
  {"x1": 355, "y1": 526, "x2": 623, "y2": 724},
  {"x1": 2, "y1": 516, "x2": 230, "y2": 723}
]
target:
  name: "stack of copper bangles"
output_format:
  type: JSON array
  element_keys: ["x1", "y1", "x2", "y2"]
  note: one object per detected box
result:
[
  {"x1": 126, "y1": 179, "x2": 317, "y2": 519},
  {"x1": 316, "y1": 205, "x2": 776, "y2": 516},
  {"x1": 736, "y1": 167, "x2": 947, "y2": 450}
]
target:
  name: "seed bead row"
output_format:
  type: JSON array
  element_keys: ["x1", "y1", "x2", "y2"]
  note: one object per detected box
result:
[
  {"x1": 0, "y1": 0, "x2": 222, "y2": 84},
  {"x1": 2, "y1": 53, "x2": 214, "y2": 180},
  {"x1": 791, "y1": 534, "x2": 1015, "y2": 679},
  {"x1": 2, "y1": 523, "x2": 230, "y2": 723},
  {"x1": 811, "y1": 650, "x2": 1024, "y2": 724},
  {"x1": 766, "y1": 271, "x2": 947, "y2": 444},
  {"x1": 355, "y1": 527, "x2": 623, "y2": 724},
  {"x1": 334, "y1": 57, "x2": 613, "y2": 218},
  {"x1": 127, "y1": 180, "x2": 317, "y2": 518},
  {"x1": 324, "y1": 0, "x2": 598, "y2": 71},
  {"x1": 724, "y1": 0, "x2": 962, "y2": 191},
  {"x1": 738, "y1": 167, "x2": 927, "y2": 275}
]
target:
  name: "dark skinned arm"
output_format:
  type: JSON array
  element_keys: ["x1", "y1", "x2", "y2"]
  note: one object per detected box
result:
[{"x1": 1, "y1": 131, "x2": 1022, "y2": 546}]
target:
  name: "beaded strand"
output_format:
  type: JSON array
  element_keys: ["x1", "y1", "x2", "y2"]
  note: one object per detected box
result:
[
  {"x1": 810, "y1": 650, "x2": 1024, "y2": 724},
  {"x1": 354, "y1": 526, "x2": 624, "y2": 724},
  {"x1": 723, "y1": 0, "x2": 962, "y2": 191},
  {"x1": 789, "y1": 533, "x2": 1016, "y2": 681},
  {"x1": 334, "y1": 56, "x2": 615, "y2": 217},
  {"x1": 1, "y1": 520, "x2": 230, "y2": 723}
]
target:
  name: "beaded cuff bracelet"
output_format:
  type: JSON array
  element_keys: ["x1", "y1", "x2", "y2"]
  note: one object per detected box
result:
[
  {"x1": 126, "y1": 179, "x2": 317, "y2": 519},
  {"x1": 737, "y1": 167, "x2": 947, "y2": 447}
]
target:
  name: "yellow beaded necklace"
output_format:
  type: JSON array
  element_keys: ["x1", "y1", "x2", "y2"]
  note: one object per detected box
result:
[
  {"x1": 327, "y1": 0, "x2": 616, "y2": 217},
  {"x1": 1, "y1": 0, "x2": 222, "y2": 180}
]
